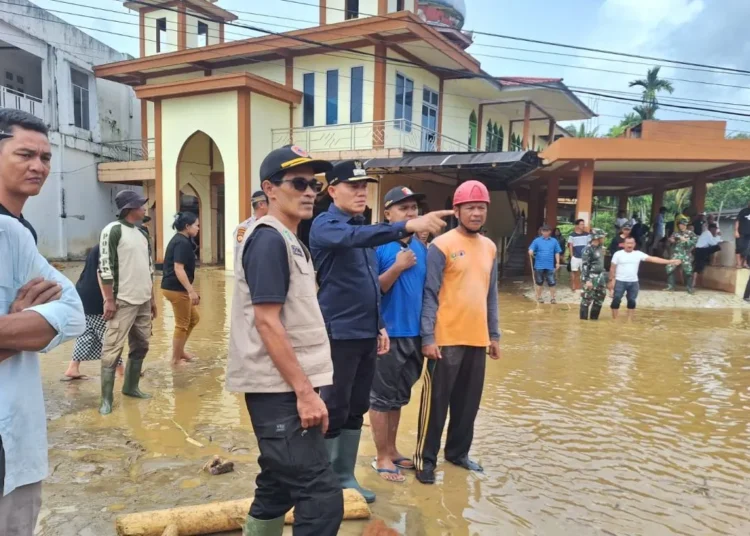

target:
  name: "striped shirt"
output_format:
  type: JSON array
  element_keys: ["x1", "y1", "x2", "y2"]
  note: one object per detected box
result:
[{"x1": 567, "y1": 232, "x2": 591, "y2": 258}]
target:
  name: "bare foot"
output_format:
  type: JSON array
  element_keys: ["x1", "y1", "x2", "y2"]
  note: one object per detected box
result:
[
  {"x1": 371, "y1": 458, "x2": 405, "y2": 482},
  {"x1": 181, "y1": 353, "x2": 194, "y2": 362}
]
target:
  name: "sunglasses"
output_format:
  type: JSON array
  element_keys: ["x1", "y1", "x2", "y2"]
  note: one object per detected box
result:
[{"x1": 278, "y1": 177, "x2": 324, "y2": 193}]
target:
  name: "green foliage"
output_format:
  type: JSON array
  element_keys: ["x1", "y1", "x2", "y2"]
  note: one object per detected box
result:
[
  {"x1": 592, "y1": 211, "x2": 616, "y2": 239},
  {"x1": 628, "y1": 66, "x2": 674, "y2": 120},
  {"x1": 566, "y1": 123, "x2": 599, "y2": 138},
  {"x1": 705, "y1": 177, "x2": 750, "y2": 212}
]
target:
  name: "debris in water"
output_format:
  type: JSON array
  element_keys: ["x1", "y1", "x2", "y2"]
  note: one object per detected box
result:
[
  {"x1": 203, "y1": 455, "x2": 234, "y2": 475},
  {"x1": 170, "y1": 419, "x2": 204, "y2": 447}
]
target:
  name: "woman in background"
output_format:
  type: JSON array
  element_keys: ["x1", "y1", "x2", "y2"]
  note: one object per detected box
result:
[
  {"x1": 63, "y1": 245, "x2": 123, "y2": 380},
  {"x1": 161, "y1": 212, "x2": 201, "y2": 365}
]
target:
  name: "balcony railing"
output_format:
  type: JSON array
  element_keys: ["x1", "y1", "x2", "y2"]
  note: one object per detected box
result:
[
  {"x1": 0, "y1": 86, "x2": 43, "y2": 120},
  {"x1": 272, "y1": 120, "x2": 473, "y2": 153},
  {"x1": 100, "y1": 138, "x2": 154, "y2": 161}
]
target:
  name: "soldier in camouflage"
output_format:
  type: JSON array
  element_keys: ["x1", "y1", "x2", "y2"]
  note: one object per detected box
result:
[
  {"x1": 580, "y1": 228, "x2": 608, "y2": 320},
  {"x1": 665, "y1": 217, "x2": 698, "y2": 294}
]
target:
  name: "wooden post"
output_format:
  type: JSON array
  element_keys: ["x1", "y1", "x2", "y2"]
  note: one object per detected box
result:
[
  {"x1": 177, "y1": 4, "x2": 187, "y2": 50},
  {"x1": 238, "y1": 90, "x2": 252, "y2": 222},
  {"x1": 546, "y1": 176, "x2": 559, "y2": 227},
  {"x1": 522, "y1": 102, "x2": 531, "y2": 150},
  {"x1": 527, "y1": 180, "x2": 541, "y2": 245},
  {"x1": 154, "y1": 99, "x2": 163, "y2": 263},
  {"x1": 373, "y1": 43, "x2": 387, "y2": 149},
  {"x1": 575, "y1": 160, "x2": 594, "y2": 227},
  {"x1": 692, "y1": 177, "x2": 707, "y2": 213},
  {"x1": 651, "y1": 186, "x2": 664, "y2": 225},
  {"x1": 547, "y1": 119, "x2": 555, "y2": 147},
  {"x1": 618, "y1": 194, "x2": 629, "y2": 215}
]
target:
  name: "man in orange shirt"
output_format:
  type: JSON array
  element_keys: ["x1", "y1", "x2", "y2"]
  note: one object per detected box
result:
[{"x1": 414, "y1": 180, "x2": 501, "y2": 485}]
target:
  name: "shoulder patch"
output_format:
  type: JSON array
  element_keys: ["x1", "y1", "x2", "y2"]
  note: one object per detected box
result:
[
  {"x1": 291, "y1": 244, "x2": 305, "y2": 257},
  {"x1": 236, "y1": 227, "x2": 247, "y2": 243}
]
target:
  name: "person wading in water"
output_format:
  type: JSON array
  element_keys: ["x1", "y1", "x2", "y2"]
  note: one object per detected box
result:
[
  {"x1": 369, "y1": 186, "x2": 428, "y2": 483},
  {"x1": 415, "y1": 180, "x2": 501, "y2": 485},
  {"x1": 226, "y1": 145, "x2": 344, "y2": 535},
  {"x1": 310, "y1": 160, "x2": 452, "y2": 503}
]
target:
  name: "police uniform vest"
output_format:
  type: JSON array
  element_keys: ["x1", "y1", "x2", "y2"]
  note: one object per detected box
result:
[
  {"x1": 232, "y1": 216, "x2": 255, "y2": 262},
  {"x1": 226, "y1": 215, "x2": 333, "y2": 393}
]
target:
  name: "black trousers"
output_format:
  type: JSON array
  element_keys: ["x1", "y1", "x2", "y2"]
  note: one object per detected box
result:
[
  {"x1": 414, "y1": 346, "x2": 486, "y2": 472},
  {"x1": 244, "y1": 392, "x2": 343, "y2": 535},
  {"x1": 321, "y1": 338, "x2": 377, "y2": 438}
]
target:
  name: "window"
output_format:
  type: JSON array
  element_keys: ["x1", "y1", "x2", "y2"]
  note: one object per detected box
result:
[
  {"x1": 71, "y1": 68, "x2": 90, "y2": 130},
  {"x1": 468, "y1": 110, "x2": 477, "y2": 149},
  {"x1": 350, "y1": 66, "x2": 363, "y2": 123},
  {"x1": 492, "y1": 124, "x2": 500, "y2": 151},
  {"x1": 156, "y1": 18, "x2": 167, "y2": 53},
  {"x1": 394, "y1": 73, "x2": 414, "y2": 131},
  {"x1": 497, "y1": 125, "x2": 504, "y2": 152},
  {"x1": 396, "y1": 0, "x2": 404, "y2": 10},
  {"x1": 326, "y1": 70, "x2": 338, "y2": 125},
  {"x1": 5, "y1": 72, "x2": 12, "y2": 81},
  {"x1": 345, "y1": 0, "x2": 359, "y2": 19},
  {"x1": 197, "y1": 21, "x2": 208, "y2": 47},
  {"x1": 303, "y1": 73, "x2": 315, "y2": 127}
]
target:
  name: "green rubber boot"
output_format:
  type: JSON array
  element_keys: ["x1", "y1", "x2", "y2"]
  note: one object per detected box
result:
[
  {"x1": 241, "y1": 515, "x2": 285, "y2": 536},
  {"x1": 686, "y1": 277, "x2": 695, "y2": 295},
  {"x1": 122, "y1": 359, "x2": 151, "y2": 399},
  {"x1": 664, "y1": 272, "x2": 676, "y2": 291},
  {"x1": 99, "y1": 367, "x2": 116, "y2": 415},
  {"x1": 327, "y1": 430, "x2": 376, "y2": 504},
  {"x1": 590, "y1": 303, "x2": 603, "y2": 320}
]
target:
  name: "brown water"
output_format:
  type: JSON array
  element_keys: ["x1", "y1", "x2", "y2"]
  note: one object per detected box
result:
[{"x1": 38, "y1": 266, "x2": 750, "y2": 535}]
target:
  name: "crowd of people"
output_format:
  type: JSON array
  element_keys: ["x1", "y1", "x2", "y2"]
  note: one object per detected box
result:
[{"x1": 0, "y1": 107, "x2": 503, "y2": 536}]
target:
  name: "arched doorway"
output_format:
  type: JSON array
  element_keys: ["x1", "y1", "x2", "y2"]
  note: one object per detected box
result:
[{"x1": 175, "y1": 131, "x2": 225, "y2": 265}]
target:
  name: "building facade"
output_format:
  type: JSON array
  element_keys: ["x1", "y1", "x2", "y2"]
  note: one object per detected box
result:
[
  {"x1": 0, "y1": 0, "x2": 141, "y2": 259},
  {"x1": 95, "y1": 0, "x2": 592, "y2": 270}
]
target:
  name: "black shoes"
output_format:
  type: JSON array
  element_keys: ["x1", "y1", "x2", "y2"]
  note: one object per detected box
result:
[
  {"x1": 447, "y1": 455, "x2": 484, "y2": 472},
  {"x1": 416, "y1": 466, "x2": 435, "y2": 484}
]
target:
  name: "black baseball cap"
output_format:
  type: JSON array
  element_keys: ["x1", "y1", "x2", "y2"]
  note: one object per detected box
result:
[
  {"x1": 541, "y1": 224, "x2": 551, "y2": 231},
  {"x1": 383, "y1": 186, "x2": 425, "y2": 209},
  {"x1": 326, "y1": 160, "x2": 378, "y2": 186},
  {"x1": 259, "y1": 145, "x2": 332, "y2": 182},
  {"x1": 621, "y1": 222, "x2": 633, "y2": 229}
]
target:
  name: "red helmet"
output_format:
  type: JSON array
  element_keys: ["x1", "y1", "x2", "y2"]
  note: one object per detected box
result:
[{"x1": 453, "y1": 180, "x2": 490, "y2": 207}]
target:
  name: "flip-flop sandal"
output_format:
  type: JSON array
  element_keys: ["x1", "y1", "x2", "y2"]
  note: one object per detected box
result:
[
  {"x1": 60, "y1": 375, "x2": 90, "y2": 382},
  {"x1": 392, "y1": 457, "x2": 415, "y2": 470},
  {"x1": 370, "y1": 460, "x2": 405, "y2": 482}
]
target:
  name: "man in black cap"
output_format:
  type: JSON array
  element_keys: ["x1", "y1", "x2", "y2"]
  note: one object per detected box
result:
[
  {"x1": 233, "y1": 190, "x2": 269, "y2": 259},
  {"x1": 226, "y1": 145, "x2": 343, "y2": 535},
  {"x1": 310, "y1": 160, "x2": 452, "y2": 503},
  {"x1": 98, "y1": 190, "x2": 155, "y2": 415},
  {"x1": 369, "y1": 186, "x2": 428, "y2": 483}
]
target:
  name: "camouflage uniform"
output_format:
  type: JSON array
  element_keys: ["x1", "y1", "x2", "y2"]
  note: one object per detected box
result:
[
  {"x1": 579, "y1": 228, "x2": 608, "y2": 320},
  {"x1": 666, "y1": 218, "x2": 698, "y2": 294}
]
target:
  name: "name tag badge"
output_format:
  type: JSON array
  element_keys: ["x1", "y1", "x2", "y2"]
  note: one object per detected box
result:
[{"x1": 291, "y1": 245, "x2": 304, "y2": 257}]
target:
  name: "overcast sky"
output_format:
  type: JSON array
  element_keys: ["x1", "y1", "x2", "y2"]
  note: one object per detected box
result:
[{"x1": 28, "y1": 0, "x2": 750, "y2": 135}]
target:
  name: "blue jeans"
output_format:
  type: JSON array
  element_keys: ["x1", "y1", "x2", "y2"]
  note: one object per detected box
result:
[
  {"x1": 534, "y1": 269, "x2": 556, "y2": 287},
  {"x1": 611, "y1": 280, "x2": 639, "y2": 310}
]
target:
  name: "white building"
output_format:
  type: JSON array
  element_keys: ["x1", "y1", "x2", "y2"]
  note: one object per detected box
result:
[{"x1": 0, "y1": 0, "x2": 141, "y2": 259}]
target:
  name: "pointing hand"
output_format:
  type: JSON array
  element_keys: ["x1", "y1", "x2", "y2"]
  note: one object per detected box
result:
[{"x1": 405, "y1": 210, "x2": 454, "y2": 236}]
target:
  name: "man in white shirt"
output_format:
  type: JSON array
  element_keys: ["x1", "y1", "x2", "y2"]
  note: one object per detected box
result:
[
  {"x1": 615, "y1": 210, "x2": 629, "y2": 232},
  {"x1": 607, "y1": 237, "x2": 680, "y2": 319},
  {"x1": 693, "y1": 223, "x2": 722, "y2": 286},
  {"x1": 651, "y1": 206, "x2": 667, "y2": 253}
]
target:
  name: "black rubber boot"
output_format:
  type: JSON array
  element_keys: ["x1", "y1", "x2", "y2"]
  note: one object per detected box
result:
[
  {"x1": 122, "y1": 359, "x2": 151, "y2": 399},
  {"x1": 99, "y1": 367, "x2": 116, "y2": 415},
  {"x1": 590, "y1": 304, "x2": 602, "y2": 320},
  {"x1": 579, "y1": 303, "x2": 590, "y2": 320}
]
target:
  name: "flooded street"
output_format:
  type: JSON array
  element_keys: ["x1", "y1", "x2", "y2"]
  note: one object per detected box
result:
[{"x1": 38, "y1": 266, "x2": 750, "y2": 535}]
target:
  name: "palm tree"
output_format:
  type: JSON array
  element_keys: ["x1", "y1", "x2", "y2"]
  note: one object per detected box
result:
[
  {"x1": 629, "y1": 66, "x2": 674, "y2": 120},
  {"x1": 566, "y1": 123, "x2": 599, "y2": 138},
  {"x1": 606, "y1": 112, "x2": 642, "y2": 137}
]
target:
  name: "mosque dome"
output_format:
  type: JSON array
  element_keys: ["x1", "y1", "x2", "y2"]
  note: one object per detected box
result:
[{"x1": 416, "y1": 0, "x2": 467, "y2": 30}]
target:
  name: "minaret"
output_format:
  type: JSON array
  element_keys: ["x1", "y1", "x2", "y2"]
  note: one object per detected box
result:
[
  {"x1": 319, "y1": 0, "x2": 417, "y2": 25},
  {"x1": 124, "y1": 0, "x2": 238, "y2": 57}
]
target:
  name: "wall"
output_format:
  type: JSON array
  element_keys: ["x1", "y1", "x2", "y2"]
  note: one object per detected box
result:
[
  {"x1": 213, "y1": 60, "x2": 286, "y2": 86},
  {"x1": 482, "y1": 106, "x2": 511, "y2": 151},
  {"x1": 96, "y1": 77, "x2": 139, "y2": 143},
  {"x1": 162, "y1": 91, "x2": 239, "y2": 269},
  {"x1": 143, "y1": 8, "x2": 180, "y2": 56},
  {"x1": 326, "y1": 0, "x2": 380, "y2": 24},
  {"x1": 440, "y1": 91, "x2": 476, "y2": 148},
  {"x1": 250, "y1": 93, "x2": 290, "y2": 193},
  {"x1": 184, "y1": 11, "x2": 221, "y2": 49},
  {"x1": 378, "y1": 174, "x2": 455, "y2": 221}
]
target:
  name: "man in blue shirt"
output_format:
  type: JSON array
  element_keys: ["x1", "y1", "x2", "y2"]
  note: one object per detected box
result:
[
  {"x1": 0, "y1": 216, "x2": 85, "y2": 535},
  {"x1": 310, "y1": 161, "x2": 451, "y2": 503},
  {"x1": 369, "y1": 186, "x2": 428, "y2": 483},
  {"x1": 528, "y1": 224, "x2": 562, "y2": 304}
]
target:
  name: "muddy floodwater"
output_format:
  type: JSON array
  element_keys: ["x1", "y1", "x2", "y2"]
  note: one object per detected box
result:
[{"x1": 37, "y1": 266, "x2": 750, "y2": 535}]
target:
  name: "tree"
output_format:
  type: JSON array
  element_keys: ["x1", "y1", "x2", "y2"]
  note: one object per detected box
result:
[
  {"x1": 629, "y1": 66, "x2": 675, "y2": 120},
  {"x1": 566, "y1": 123, "x2": 599, "y2": 138},
  {"x1": 606, "y1": 112, "x2": 641, "y2": 138}
]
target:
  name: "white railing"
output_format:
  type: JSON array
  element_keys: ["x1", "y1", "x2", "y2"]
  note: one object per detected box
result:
[
  {"x1": 272, "y1": 120, "x2": 474, "y2": 153},
  {"x1": 0, "y1": 86, "x2": 44, "y2": 120}
]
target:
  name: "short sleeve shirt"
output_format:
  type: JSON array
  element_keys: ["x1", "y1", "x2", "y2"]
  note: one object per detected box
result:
[
  {"x1": 567, "y1": 232, "x2": 590, "y2": 258},
  {"x1": 376, "y1": 239, "x2": 428, "y2": 337},
  {"x1": 737, "y1": 208, "x2": 750, "y2": 236},
  {"x1": 529, "y1": 237, "x2": 561, "y2": 270},
  {"x1": 611, "y1": 250, "x2": 648, "y2": 282},
  {"x1": 243, "y1": 226, "x2": 291, "y2": 304},
  {"x1": 161, "y1": 234, "x2": 196, "y2": 292}
]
